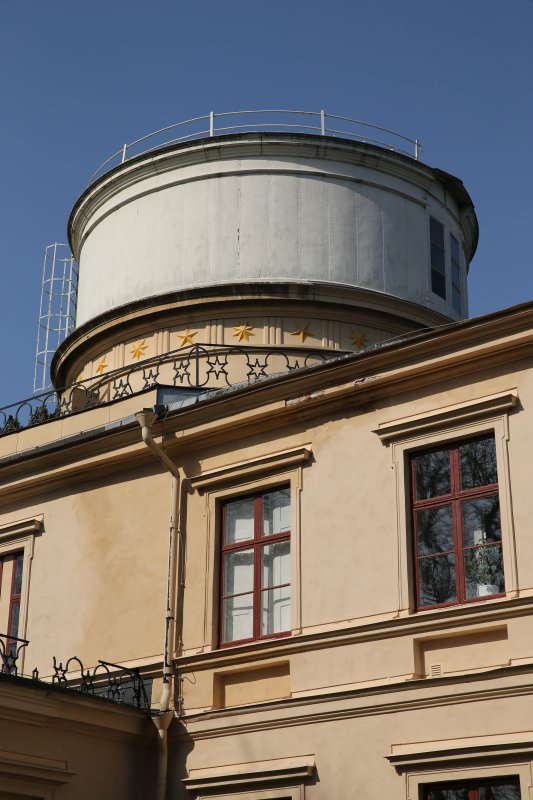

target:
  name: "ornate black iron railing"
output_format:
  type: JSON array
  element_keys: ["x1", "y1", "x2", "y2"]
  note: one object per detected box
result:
[
  {"x1": 46, "y1": 656, "x2": 151, "y2": 710},
  {"x1": 0, "y1": 633, "x2": 151, "y2": 710},
  {"x1": 0, "y1": 343, "x2": 341, "y2": 438},
  {"x1": 0, "y1": 632, "x2": 29, "y2": 676}
]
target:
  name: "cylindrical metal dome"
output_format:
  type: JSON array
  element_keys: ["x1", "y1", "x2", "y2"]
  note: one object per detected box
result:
[{"x1": 53, "y1": 128, "x2": 477, "y2": 388}]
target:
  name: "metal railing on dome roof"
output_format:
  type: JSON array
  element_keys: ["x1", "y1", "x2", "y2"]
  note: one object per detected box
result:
[{"x1": 88, "y1": 110, "x2": 421, "y2": 184}]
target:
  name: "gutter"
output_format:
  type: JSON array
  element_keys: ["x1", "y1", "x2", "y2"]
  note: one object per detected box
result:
[{"x1": 135, "y1": 409, "x2": 183, "y2": 800}]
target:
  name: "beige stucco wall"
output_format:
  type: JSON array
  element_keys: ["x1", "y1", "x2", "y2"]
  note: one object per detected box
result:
[{"x1": 2, "y1": 308, "x2": 533, "y2": 798}]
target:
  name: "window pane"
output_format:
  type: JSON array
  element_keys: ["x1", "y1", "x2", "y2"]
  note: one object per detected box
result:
[
  {"x1": 462, "y1": 496, "x2": 501, "y2": 546},
  {"x1": 459, "y1": 437, "x2": 498, "y2": 489},
  {"x1": 262, "y1": 489, "x2": 290, "y2": 535},
  {"x1": 464, "y1": 544, "x2": 504, "y2": 599},
  {"x1": 452, "y1": 261, "x2": 461, "y2": 287},
  {"x1": 224, "y1": 498, "x2": 254, "y2": 544},
  {"x1": 418, "y1": 554, "x2": 456, "y2": 606},
  {"x1": 430, "y1": 217, "x2": 444, "y2": 247},
  {"x1": 222, "y1": 594, "x2": 253, "y2": 642},
  {"x1": 431, "y1": 242, "x2": 446, "y2": 273},
  {"x1": 261, "y1": 586, "x2": 291, "y2": 636},
  {"x1": 9, "y1": 600, "x2": 20, "y2": 639},
  {"x1": 431, "y1": 269, "x2": 446, "y2": 298},
  {"x1": 450, "y1": 233, "x2": 460, "y2": 264},
  {"x1": 223, "y1": 549, "x2": 254, "y2": 595},
  {"x1": 426, "y1": 789, "x2": 468, "y2": 800},
  {"x1": 414, "y1": 448, "x2": 451, "y2": 499},
  {"x1": 425, "y1": 779, "x2": 520, "y2": 800},
  {"x1": 416, "y1": 506, "x2": 453, "y2": 555},
  {"x1": 13, "y1": 553, "x2": 23, "y2": 595},
  {"x1": 479, "y1": 781, "x2": 521, "y2": 799},
  {"x1": 262, "y1": 541, "x2": 290, "y2": 588},
  {"x1": 452, "y1": 286, "x2": 461, "y2": 314}
]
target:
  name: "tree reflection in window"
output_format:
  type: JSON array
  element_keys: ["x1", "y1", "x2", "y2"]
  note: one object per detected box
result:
[{"x1": 412, "y1": 436, "x2": 504, "y2": 609}]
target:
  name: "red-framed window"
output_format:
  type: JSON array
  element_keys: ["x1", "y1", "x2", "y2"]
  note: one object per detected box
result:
[
  {"x1": 7, "y1": 552, "x2": 24, "y2": 642},
  {"x1": 422, "y1": 776, "x2": 520, "y2": 799},
  {"x1": 220, "y1": 488, "x2": 291, "y2": 646},
  {"x1": 411, "y1": 435, "x2": 504, "y2": 610},
  {"x1": 0, "y1": 551, "x2": 24, "y2": 664}
]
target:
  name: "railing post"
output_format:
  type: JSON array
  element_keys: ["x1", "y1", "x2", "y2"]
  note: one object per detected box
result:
[
  {"x1": 121, "y1": 144, "x2": 127, "y2": 163},
  {"x1": 209, "y1": 111, "x2": 214, "y2": 137},
  {"x1": 415, "y1": 139, "x2": 421, "y2": 160},
  {"x1": 320, "y1": 109, "x2": 326, "y2": 136}
]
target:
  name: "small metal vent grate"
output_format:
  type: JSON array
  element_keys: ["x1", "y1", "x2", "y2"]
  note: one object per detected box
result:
[{"x1": 429, "y1": 663, "x2": 443, "y2": 677}]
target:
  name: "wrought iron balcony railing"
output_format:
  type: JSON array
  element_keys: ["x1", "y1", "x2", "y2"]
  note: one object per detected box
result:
[
  {"x1": 0, "y1": 343, "x2": 342, "y2": 438},
  {"x1": 0, "y1": 633, "x2": 151, "y2": 711},
  {"x1": 0, "y1": 632, "x2": 29, "y2": 676}
]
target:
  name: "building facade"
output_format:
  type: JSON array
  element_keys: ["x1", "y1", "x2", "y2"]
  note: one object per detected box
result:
[{"x1": 1, "y1": 119, "x2": 531, "y2": 800}]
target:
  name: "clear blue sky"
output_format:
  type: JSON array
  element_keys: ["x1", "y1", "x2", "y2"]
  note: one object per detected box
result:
[{"x1": 1, "y1": 0, "x2": 532, "y2": 407}]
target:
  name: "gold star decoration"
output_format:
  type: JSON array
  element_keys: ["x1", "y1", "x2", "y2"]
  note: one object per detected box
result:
[
  {"x1": 232, "y1": 323, "x2": 255, "y2": 342},
  {"x1": 130, "y1": 339, "x2": 148, "y2": 360},
  {"x1": 349, "y1": 330, "x2": 368, "y2": 350},
  {"x1": 178, "y1": 328, "x2": 198, "y2": 347},
  {"x1": 291, "y1": 323, "x2": 312, "y2": 343},
  {"x1": 95, "y1": 357, "x2": 108, "y2": 374}
]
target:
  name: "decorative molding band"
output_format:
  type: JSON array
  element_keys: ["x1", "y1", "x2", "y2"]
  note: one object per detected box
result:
[
  {"x1": 373, "y1": 390, "x2": 518, "y2": 442},
  {"x1": 189, "y1": 446, "x2": 313, "y2": 492},
  {"x1": 386, "y1": 730, "x2": 533, "y2": 770},
  {"x1": 182, "y1": 754, "x2": 315, "y2": 792},
  {"x1": 0, "y1": 515, "x2": 43, "y2": 544},
  {"x1": 182, "y1": 676, "x2": 533, "y2": 743}
]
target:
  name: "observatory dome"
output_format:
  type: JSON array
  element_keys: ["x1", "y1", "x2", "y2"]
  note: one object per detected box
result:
[{"x1": 52, "y1": 123, "x2": 477, "y2": 388}]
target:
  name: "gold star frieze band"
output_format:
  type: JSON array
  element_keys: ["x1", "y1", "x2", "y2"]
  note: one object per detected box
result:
[
  {"x1": 349, "y1": 330, "x2": 368, "y2": 350},
  {"x1": 233, "y1": 323, "x2": 255, "y2": 342},
  {"x1": 291, "y1": 323, "x2": 312, "y2": 343},
  {"x1": 178, "y1": 328, "x2": 198, "y2": 347},
  {"x1": 95, "y1": 357, "x2": 108, "y2": 374},
  {"x1": 130, "y1": 340, "x2": 148, "y2": 360}
]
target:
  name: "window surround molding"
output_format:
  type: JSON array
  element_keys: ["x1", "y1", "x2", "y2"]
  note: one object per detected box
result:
[
  {"x1": 373, "y1": 391, "x2": 518, "y2": 614},
  {"x1": 387, "y1": 731, "x2": 533, "y2": 770},
  {"x1": 0, "y1": 515, "x2": 42, "y2": 671},
  {"x1": 189, "y1": 447, "x2": 310, "y2": 653},
  {"x1": 0, "y1": 746, "x2": 73, "y2": 800},
  {"x1": 403, "y1": 764, "x2": 529, "y2": 800},
  {"x1": 188, "y1": 446, "x2": 312, "y2": 493},
  {"x1": 182, "y1": 753, "x2": 315, "y2": 800},
  {"x1": 386, "y1": 732, "x2": 533, "y2": 800},
  {"x1": 373, "y1": 391, "x2": 518, "y2": 443}
]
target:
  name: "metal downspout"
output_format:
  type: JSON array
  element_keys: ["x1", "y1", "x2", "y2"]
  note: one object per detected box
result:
[{"x1": 135, "y1": 409, "x2": 181, "y2": 800}]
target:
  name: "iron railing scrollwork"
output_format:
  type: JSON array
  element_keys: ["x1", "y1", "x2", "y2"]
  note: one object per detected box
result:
[
  {"x1": 0, "y1": 634, "x2": 151, "y2": 711},
  {"x1": 0, "y1": 633, "x2": 29, "y2": 676},
  {"x1": 0, "y1": 343, "x2": 341, "y2": 439},
  {"x1": 48, "y1": 656, "x2": 151, "y2": 710}
]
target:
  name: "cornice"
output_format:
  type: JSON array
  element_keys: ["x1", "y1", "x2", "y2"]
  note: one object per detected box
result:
[
  {"x1": 179, "y1": 665, "x2": 533, "y2": 741},
  {"x1": 4, "y1": 302, "x2": 533, "y2": 492},
  {"x1": 0, "y1": 674, "x2": 152, "y2": 743}
]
